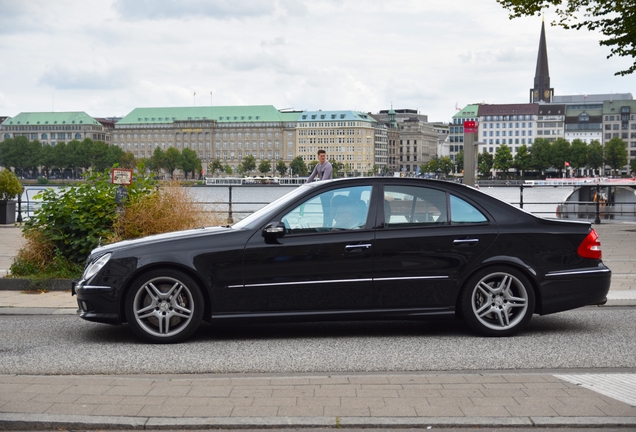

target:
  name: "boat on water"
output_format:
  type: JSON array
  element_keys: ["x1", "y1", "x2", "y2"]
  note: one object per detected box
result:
[{"x1": 554, "y1": 178, "x2": 636, "y2": 221}]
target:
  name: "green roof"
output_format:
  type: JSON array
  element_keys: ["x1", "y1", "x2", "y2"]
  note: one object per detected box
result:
[
  {"x1": 117, "y1": 105, "x2": 299, "y2": 125},
  {"x1": 453, "y1": 104, "x2": 480, "y2": 119},
  {"x1": 2, "y1": 112, "x2": 100, "y2": 126},
  {"x1": 297, "y1": 110, "x2": 376, "y2": 123}
]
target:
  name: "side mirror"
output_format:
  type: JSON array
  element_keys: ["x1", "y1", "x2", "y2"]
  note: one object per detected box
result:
[{"x1": 262, "y1": 222, "x2": 286, "y2": 239}]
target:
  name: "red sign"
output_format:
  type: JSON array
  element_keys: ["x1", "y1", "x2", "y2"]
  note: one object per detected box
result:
[{"x1": 463, "y1": 121, "x2": 478, "y2": 133}]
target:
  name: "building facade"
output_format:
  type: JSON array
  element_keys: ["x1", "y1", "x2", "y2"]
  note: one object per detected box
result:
[
  {"x1": 477, "y1": 104, "x2": 538, "y2": 155},
  {"x1": 1, "y1": 112, "x2": 108, "y2": 145},
  {"x1": 113, "y1": 106, "x2": 299, "y2": 174},
  {"x1": 295, "y1": 110, "x2": 376, "y2": 176}
]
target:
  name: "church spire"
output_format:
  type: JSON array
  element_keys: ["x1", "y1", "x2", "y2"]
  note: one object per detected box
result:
[{"x1": 530, "y1": 19, "x2": 553, "y2": 103}]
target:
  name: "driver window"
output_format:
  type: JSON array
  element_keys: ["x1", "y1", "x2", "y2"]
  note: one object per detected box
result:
[{"x1": 281, "y1": 186, "x2": 372, "y2": 234}]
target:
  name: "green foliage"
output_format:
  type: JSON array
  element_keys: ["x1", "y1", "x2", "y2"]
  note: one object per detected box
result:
[
  {"x1": 276, "y1": 160, "x2": 287, "y2": 177},
  {"x1": 586, "y1": 140, "x2": 603, "y2": 170},
  {"x1": 513, "y1": 145, "x2": 531, "y2": 175},
  {"x1": 438, "y1": 156, "x2": 454, "y2": 175},
  {"x1": 497, "y1": 0, "x2": 636, "y2": 76},
  {"x1": 290, "y1": 156, "x2": 308, "y2": 176},
  {"x1": 0, "y1": 169, "x2": 23, "y2": 201},
  {"x1": 604, "y1": 136, "x2": 628, "y2": 174},
  {"x1": 549, "y1": 138, "x2": 571, "y2": 173},
  {"x1": 258, "y1": 159, "x2": 272, "y2": 174},
  {"x1": 24, "y1": 170, "x2": 155, "y2": 265},
  {"x1": 179, "y1": 148, "x2": 199, "y2": 179},
  {"x1": 530, "y1": 138, "x2": 552, "y2": 174},
  {"x1": 209, "y1": 158, "x2": 224, "y2": 175},
  {"x1": 241, "y1": 154, "x2": 256, "y2": 174},
  {"x1": 494, "y1": 145, "x2": 513, "y2": 177},
  {"x1": 478, "y1": 152, "x2": 494, "y2": 178}
]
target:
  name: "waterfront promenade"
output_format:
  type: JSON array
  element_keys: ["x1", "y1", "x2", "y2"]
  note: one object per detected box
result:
[{"x1": 1, "y1": 223, "x2": 636, "y2": 429}]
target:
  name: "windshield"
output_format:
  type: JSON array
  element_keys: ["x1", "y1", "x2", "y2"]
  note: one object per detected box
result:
[{"x1": 232, "y1": 184, "x2": 315, "y2": 230}]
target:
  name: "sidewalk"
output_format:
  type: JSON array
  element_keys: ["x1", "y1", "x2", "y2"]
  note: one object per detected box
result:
[
  {"x1": 1, "y1": 372, "x2": 636, "y2": 429},
  {"x1": 1, "y1": 223, "x2": 636, "y2": 429}
]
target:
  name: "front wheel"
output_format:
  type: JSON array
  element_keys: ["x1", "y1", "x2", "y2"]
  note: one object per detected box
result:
[
  {"x1": 125, "y1": 269, "x2": 204, "y2": 343},
  {"x1": 459, "y1": 267, "x2": 535, "y2": 337}
]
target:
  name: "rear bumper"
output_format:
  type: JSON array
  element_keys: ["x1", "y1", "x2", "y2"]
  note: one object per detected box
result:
[{"x1": 538, "y1": 265, "x2": 611, "y2": 315}]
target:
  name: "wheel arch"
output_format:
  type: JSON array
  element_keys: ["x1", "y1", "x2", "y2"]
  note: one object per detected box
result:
[
  {"x1": 454, "y1": 258, "x2": 543, "y2": 315},
  {"x1": 118, "y1": 262, "x2": 212, "y2": 324}
]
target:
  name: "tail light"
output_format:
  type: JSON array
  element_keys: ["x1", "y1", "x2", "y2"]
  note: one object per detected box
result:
[{"x1": 577, "y1": 229, "x2": 602, "y2": 259}]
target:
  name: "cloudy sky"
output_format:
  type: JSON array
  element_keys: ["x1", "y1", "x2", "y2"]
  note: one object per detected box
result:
[{"x1": 1, "y1": 0, "x2": 634, "y2": 123}]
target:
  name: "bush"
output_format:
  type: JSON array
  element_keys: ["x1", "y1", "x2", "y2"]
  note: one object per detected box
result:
[
  {"x1": 0, "y1": 169, "x2": 23, "y2": 201},
  {"x1": 10, "y1": 170, "x2": 224, "y2": 279},
  {"x1": 20, "y1": 170, "x2": 154, "y2": 265},
  {"x1": 110, "y1": 180, "x2": 223, "y2": 241}
]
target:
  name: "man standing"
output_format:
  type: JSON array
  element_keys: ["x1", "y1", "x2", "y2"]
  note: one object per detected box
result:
[{"x1": 306, "y1": 149, "x2": 333, "y2": 182}]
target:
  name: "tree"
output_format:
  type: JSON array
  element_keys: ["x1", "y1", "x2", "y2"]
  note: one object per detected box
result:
[
  {"x1": 289, "y1": 156, "x2": 308, "y2": 176},
  {"x1": 569, "y1": 139, "x2": 588, "y2": 176},
  {"x1": 209, "y1": 159, "x2": 223, "y2": 176},
  {"x1": 425, "y1": 156, "x2": 440, "y2": 173},
  {"x1": 163, "y1": 147, "x2": 182, "y2": 179},
  {"x1": 493, "y1": 144, "x2": 514, "y2": 178},
  {"x1": 497, "y1": 0, "x2": 636, "y2": 76},
  {"x1": 550, "y1": 138, "x2": 571, "y2": 176},
  {"x1": 478, "y1": 151, "x2": 494, "y2": 178},
  {"x1": 513, "y1": 144, "x2": 531, "y2": 177},
  {"x1": 179, "y1": 148, "x2": 199, "y2": 179},
  {"x1": 438, "y1": 156, "x2": 453, "y2": 176},
  {"x1": 241, "y1": 154, "x2": 256, "y2": 174},
  {"x1": 147, "y1": 147, "x2": 165, "y2": 175},
  {"x1": 530, "y1": 138, "x2": 552, "y2": 175},
  {"x1": 455, "y1": 150, "x2": 464, "y2": 175},
  {"x1": 276, "y1": 160, "x2": 287, "y2": 177},
  {"x1": 586, "y1": 139, "x2": 604, "y2": 175},
  {"x1": 630, "y1": 156, "x2": 636, "y2": 175},
  {"x1": 119, "y1": 151, "x2": 137, "y2": 169},
  {"x1": 258, "y1": 159, "x2": 272, "y2": 175},
  {"x1": 604, "y1": 136, "x2": 628, "y2": 175},
  {"x1": 223, "y1": 164, "x2": 233, "y2": 175},
  {"x1": 330, "y1": 159, "x2": 343, "y2": 178}
]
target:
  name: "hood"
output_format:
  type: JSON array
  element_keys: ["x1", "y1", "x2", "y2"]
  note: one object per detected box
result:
[{"x1": 91, "y1": 226, "x2": 232, "y2": 255}]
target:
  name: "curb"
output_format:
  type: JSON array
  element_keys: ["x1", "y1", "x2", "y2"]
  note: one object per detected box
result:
[
  {"x1": 1, "y1": 413, "x2": 636, "y2": 430},
  {"x1": 0, "y1": 278, "x2": 71, "y2": 291}
]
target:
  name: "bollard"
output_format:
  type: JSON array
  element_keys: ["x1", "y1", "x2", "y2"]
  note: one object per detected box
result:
[
  {"x1": 594, "y1": 183, "x2": 601, "y2": 224},
  {"x1": 519, "y1": 184, "x2": 524, "y2": 209},
  {"x1": 16, "y1": 191, "x2": 23, "y2": 223},
  {"x1": 228, "y1": 186, "x2": 233, "y2": 224}
]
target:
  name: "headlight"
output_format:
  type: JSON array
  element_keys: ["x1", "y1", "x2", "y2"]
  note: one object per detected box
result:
[{"x1": 82, "y1": 253, "x2": 112, "y2": 282}]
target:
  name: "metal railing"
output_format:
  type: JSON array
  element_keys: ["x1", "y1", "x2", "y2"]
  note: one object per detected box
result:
[{"x1": 16, "y1": 185, "x2": 634, "y2": 225}]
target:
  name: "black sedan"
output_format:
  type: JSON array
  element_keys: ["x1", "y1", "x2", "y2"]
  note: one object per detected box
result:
[{"x1": 72, "y1": 177, "x2": 611, "y2": 343}]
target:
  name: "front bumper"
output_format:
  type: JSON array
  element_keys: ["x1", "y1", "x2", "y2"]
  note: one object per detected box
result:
[{"x1": 72, "y1": 279, "x2": 121, "y2": 324}]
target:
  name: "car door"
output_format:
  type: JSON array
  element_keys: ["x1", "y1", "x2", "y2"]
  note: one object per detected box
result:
[
  {"x1": 229, "y1": 185, "x2": 376, "y2": 313},
  {"x1": 373, "y1": 183, "x2": 499, "y2": 309}
]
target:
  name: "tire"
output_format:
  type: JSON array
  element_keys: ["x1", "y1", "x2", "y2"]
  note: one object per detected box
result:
[
  {"x1": 459, "y1": 266, "x2": 535, "y2": 337},
  {"x1": 125, "y1": 269, "x2": 204, "y2": 343}
]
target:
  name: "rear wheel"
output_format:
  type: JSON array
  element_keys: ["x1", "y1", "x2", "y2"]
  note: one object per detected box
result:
[
  {"x1": 125, "y1": 269, "x2": 204, "y2": 343},
  {"x1": 459, "y1": 266, "x2": 535, "y2": 337}
]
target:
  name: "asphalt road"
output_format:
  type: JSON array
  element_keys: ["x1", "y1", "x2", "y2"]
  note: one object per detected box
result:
[{"x1": 2, "y1": 307, "x2": 636, "y2": 375}]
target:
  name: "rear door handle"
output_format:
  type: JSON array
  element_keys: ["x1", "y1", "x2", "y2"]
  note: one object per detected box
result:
[
  {"x1": 345, "y1": 244, "x2": 372, "y2": 251},
  {"x1": 453, "y1": 238, "x2": 479, "y2": 246}
]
